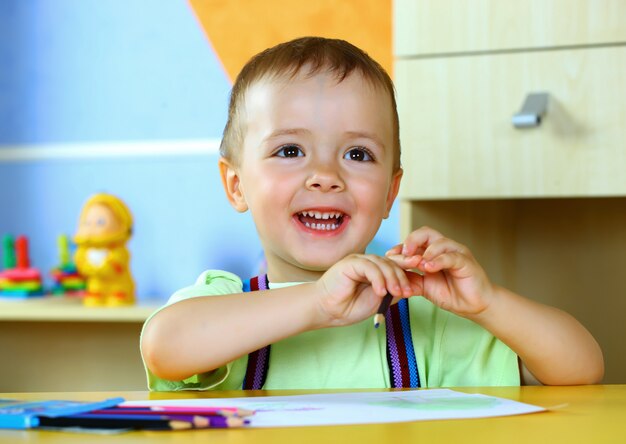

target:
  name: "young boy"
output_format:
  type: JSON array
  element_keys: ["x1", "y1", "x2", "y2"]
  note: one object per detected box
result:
[{"x1": 141, "y1": 37, "x2": 603, "y2": 390}]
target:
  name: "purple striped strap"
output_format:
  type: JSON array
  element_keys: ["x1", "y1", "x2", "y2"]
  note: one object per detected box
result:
[
  {"x1": 242, "y1": 274, "x2": 270, "y2": 390},
  {"x1": 243, "y1": 275, "x2": 419, "y2": 389},
  {"x1": 385, "y1": 298, "x2": 420, "y2": 388}
]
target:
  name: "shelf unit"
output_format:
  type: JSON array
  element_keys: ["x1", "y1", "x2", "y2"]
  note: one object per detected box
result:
[
  {"x1": 395, "y1": 0, "x2": 626, "y2": 383},
  {"x1": 0, "y1": 296, "x2": 160, "y2": 391}
]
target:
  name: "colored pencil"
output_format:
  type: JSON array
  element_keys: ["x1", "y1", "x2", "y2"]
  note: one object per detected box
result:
[
  {"x1": 38, "y1": 415, "x2": 194, "y2": 430},
  {"x1": 38, "y1": 414, "x2": 248, "y2": 430},
  {"x1": 373, "y1": 293, "x2": 393, "y2": 328},
  {"x1": 91, "y1": 407, "x2": 236, "y2": 417},
  {"x1": 185, "y1": 415, "x2": 248, "y2": 428},
  {"x1": 79, "y1": 413, "x2": 247, "y2": 428},
  {"x1": 117, "y1": 405, "x2": 255, "y2": 417}
]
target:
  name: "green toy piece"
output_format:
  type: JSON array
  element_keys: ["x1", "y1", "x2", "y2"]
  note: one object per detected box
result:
[
  {"x1": 2, "y1": 235, "x2": 16, "y2": 269},
  {"x1": 57, "y1": 234, "x2": 71, "y2": 268}
]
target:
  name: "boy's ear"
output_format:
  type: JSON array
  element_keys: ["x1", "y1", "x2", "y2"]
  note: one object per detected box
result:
[
  {"x1": 218, "y1": 157, "x2": 248, "y2": 212},
  {"x1": 383, "y1": 168, "x2": 403, "y2": 219}
]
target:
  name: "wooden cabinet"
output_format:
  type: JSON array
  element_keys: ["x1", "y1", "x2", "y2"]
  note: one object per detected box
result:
[
  {"x1": 0, "y1": 297, "x2": 159, "y2": 391},
  {"x1": 397, "y1": 47, "x2": 626, "y2": 198},
  {"x1": 395, "y1": 0, "x2": 626, "y2": 56},
  {"x1": 394, "y1": 0, "x2": 626, "y2": 383}
]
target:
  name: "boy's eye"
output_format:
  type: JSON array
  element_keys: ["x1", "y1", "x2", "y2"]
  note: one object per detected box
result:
[
  {"x1": 275, "y1": 145, "x2": 304, "y2": 158},
  {"x1": 344, "y1": 147, "x2": 373, "y2": 162}
]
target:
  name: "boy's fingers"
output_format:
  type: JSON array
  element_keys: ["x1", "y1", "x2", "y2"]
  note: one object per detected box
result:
[
  {"x1": 391, "y1": 262, "x2": 414, "y2": 297},
  {"x1": 355, "y1": 260, "x2": 388, "y2": 297},
  {"x1": 386, "y1": 253, "x2": 422, "y2": 271},
  {"x1": 421, "y1": 252, "x2": 469, "y2": 274},
  {"x1": 403, "y1": 272, "x2": 425, "y2": 297},
  {"x1": 385, "y1": 244, "x2": 403, "y2": 256},
  {"x1": 363, "y1": 255, "x2": 408, "y2": 298},
  {"x1": 422, "y1": 238, "x2": 472, "y2": 262},
  {"x1": 401, "y1": 226, "x2": 445, "y2": 256}
]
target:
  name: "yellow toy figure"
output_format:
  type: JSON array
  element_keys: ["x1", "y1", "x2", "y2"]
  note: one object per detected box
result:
[{"x1": 73, "y1": 193, "x2": 135, "y2": 306}]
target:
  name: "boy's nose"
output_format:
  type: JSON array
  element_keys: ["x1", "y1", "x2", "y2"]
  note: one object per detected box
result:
[{"x1": 305, "y1": 166, "x2": 345, "y2": 192}]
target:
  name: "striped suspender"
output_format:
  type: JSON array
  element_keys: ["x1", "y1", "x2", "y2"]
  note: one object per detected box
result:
[
  {"x1": 242, "y1": 275, "x2": 420, "y2": 389},
  {"x1": 242, "y1": 275, "x2": 271, "y2": 390},
  {"x1": 385, "y1": 299, "x2": 421, "y2": 388}
]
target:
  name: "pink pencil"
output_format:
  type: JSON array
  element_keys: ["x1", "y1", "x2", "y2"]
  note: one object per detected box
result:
[
  {"x1": 91, "y1": 408, "x2": 229, "y2": 417},
  {"x1": 118, "y1": 405, "x2": 255, "y2": 417}
]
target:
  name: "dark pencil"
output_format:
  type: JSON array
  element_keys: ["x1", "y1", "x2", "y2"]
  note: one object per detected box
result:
[
  {"x1": 83, "y1": 413, "x2": 247, "y2": 428},
  {"x1": 38, "y1": 415, "x2": 194, "y2": 430},
  {"x1": 373, "y1": 293, "x2": 393, "y2": 328},
  {"x1": 39, "y1": 414, "x2": 248, "y2": 430}
]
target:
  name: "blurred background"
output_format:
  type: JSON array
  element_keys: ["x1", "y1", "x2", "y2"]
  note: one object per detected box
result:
[{"x1": 0, "y1": 0, "x2": 395, "y2": 300}]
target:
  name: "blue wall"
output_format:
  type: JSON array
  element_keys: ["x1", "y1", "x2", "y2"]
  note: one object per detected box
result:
[
  {"x1": 0, "y1": 0, "x2": 231, "y2": 144},
  {"x1": 0, "y1": 0, "x2": 400, "y2": 300}
]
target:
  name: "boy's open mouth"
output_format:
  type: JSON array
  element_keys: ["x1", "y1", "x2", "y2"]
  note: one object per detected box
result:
[{"x1": 296, "y1": 210, "x2": 345, "y2": 231}]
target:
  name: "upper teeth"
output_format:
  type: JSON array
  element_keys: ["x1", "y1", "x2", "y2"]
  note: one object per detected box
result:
[{"x1": 300, "y1": 211, "x2": 342, "y2": 219}]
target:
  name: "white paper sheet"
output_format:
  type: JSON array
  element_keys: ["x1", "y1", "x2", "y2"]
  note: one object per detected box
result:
[{"x1": 123, "y1": 389, "x2": 545, "y2": 427}]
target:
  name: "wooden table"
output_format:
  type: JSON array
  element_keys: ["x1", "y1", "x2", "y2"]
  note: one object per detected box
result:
[{"x1": 0, "y1": 385, "x2": 624, "y2": 443}]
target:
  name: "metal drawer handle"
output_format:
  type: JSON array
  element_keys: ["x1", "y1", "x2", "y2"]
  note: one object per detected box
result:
[{"x1": 512, "y1": 92, "x2": 549, "y2": 128}]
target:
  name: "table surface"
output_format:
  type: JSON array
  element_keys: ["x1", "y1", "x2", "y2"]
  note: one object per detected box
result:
[
  {"x1": 1, "y1": 385, "x2": 625, "y2": 443},
  {"x1": 0, "y1": 295, "x2": 160, "y2": 322}
]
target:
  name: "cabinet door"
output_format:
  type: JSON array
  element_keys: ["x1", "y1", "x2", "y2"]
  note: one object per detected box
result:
[
  {"x1": 395, "y1": 0, "x2": 626, "y2": 56},
  {"x1": 396, "y1": 46, "x2": 626, "y2": 199}
]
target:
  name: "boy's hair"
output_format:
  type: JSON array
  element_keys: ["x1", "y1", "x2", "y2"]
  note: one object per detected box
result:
[{"x1": 220, "y1": 36, "x2": 401, "y2": 171}]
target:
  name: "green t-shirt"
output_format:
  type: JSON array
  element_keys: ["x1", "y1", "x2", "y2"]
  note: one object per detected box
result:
[{"x1": 141, "y1": 270, "x2": 520, "y2": 391}]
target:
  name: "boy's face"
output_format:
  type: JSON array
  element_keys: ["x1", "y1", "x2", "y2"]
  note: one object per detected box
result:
[{"x1": 220, "y1": 70, "x2": 402, "y2": 282}]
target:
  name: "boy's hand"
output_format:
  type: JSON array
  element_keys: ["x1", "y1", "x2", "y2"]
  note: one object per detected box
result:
[
  {"x1": 386, "y1": 226, "x2": 496, "y2": 318},
  {"x1": 315, "y1": 254, "x2": 421, "y2": 327}
]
